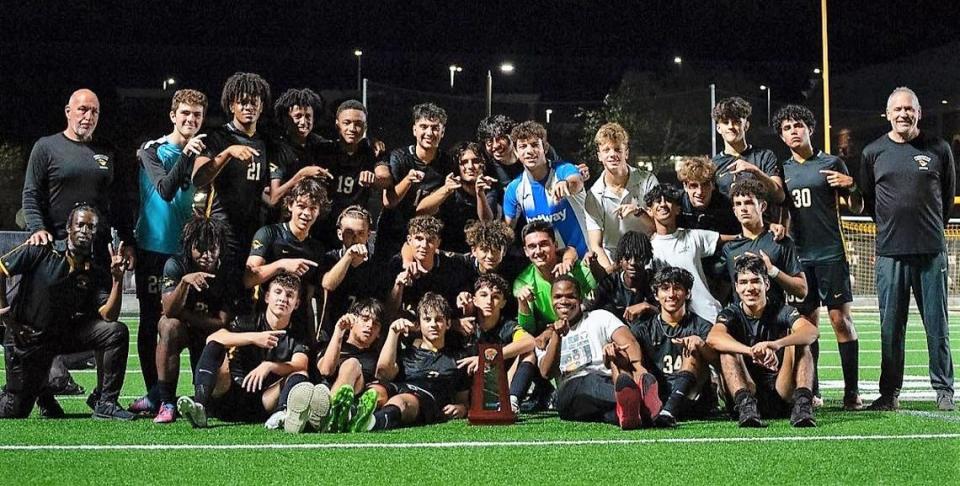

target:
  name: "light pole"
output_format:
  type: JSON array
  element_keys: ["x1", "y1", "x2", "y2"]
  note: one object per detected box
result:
[
  {"x1": 486, "y1": 62, "x2": 515, "y2": 117},
  {"x1": 760, "y1": 85, "x2": 771, "y2": 127},
  {"x1": 354, "y1": 49, "x2": 363, "y2": 92},
  {"x1": 449, "y1": 64, "x2": 462, "y2": 89},
  {"x1": 162, "y1": 77, "x2": 176, "y2": 90},
  {"x1": 545, "y1": 108, "x2": 553, "y2": 124}
]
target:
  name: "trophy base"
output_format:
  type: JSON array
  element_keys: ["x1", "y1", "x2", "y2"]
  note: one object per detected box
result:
[{"x1": 468, "y1": 410, "x2": 517, "y2": 425}]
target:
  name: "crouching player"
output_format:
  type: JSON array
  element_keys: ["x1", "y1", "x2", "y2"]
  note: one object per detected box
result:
[
  {"x1": 177, "y1": 273, "x2": 317, "y2": 428},
  {"x1": 311, "y1": 299, "x2": 384, "y2": 433},
  {"x1": 536, "y1": 277, "x2": 661, "y2": 429},
  {"x1": 362, "y1": 293, "x2": 471, "y2": 431},
  {"x1": 707, "y1": 255, "x2": 819, "y2": 428},
  {"x1": 631, "y1": 267, "x2": 718, "y2": 428},
  {"x1": 455, "y1": 274, "x2": 537, "y2": 413}
]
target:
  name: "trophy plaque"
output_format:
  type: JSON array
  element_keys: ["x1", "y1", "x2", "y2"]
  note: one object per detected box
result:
[{"x1": 468, "y1": 343, "x2": 516, "y2": 425}]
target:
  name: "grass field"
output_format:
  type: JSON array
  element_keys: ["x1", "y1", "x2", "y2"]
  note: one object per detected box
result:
[{"x1": 1, "y1": 309, "x2": 958, "y2": 485}]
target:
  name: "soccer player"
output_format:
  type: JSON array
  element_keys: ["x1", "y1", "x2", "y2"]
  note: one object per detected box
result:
[
  {"x1": 774, "y1": 104, "x2": 863, "y2": 410},
  {"x1": 133, "y1": 88, "x2": 208, "y2": 395},
  {"x1": 503, "y1": 121, "x2": 590, "y2": 256},
  {"x1": 536, "y1": 277, "x2": 661, "y2": 428},
  {"x1": 455, "y1": 274, "x2": 537, "y2": 413},
  {"x1": 677, "y1": 156, "x2": 740, "y2": 235},
  {"x1": 314, "y1": 299, "x2": 384, "y2": 433},
  {"x1": 192, "y1": 72, "x2": 272, "y2": 265},
  {"x1": 477, "y1": 114, "x2": 523, "y2": 191},
  {"x1": 631, "y1": 267, "x2": 717, "y2": 428},
  {"x1": 245, "y1": 178, "x2": 330, "y2": 345},
  {"x1": 586, "y1": 231, "x2": 656, "y2": 323},
  {"x1": 861, "y1": 87, "x2": 956, "y2": 411},
  {"x1": 264, "y1": 88, "x2": 331, "y2": 208},
  {"x1": 415, "y1": 141, "x2": 498, "y2": 253},
  {"x1": 374, "y1": 103, "x2": 454, "y2": 261},
  {"x1": 710, "y1": 96, "x2": 785, "y2": 204},
  {"x1": 584, "y1": 122, "x2": 657, "y2": 272},
  {"x1": 645, "y1": 184, "x2": 730, "y2": 323},
  {"x1": 707, "y1": 255, "x2": 818, "y2": 428},
  {"x1": 722, "y1": 179, "x2": 807, "y2": 311},
  {"x1": 177, "y1": 273, "x2": 314, "y2": 428},
  {"x1": 513, "y1": 221, "x2": 598, "y2": 336},
  {"x1": 363, "y1": 293, "x2": 471, "y2": 431},
  {"x1": 0, "y1": 204, "x2": 133, "y2": 420}
]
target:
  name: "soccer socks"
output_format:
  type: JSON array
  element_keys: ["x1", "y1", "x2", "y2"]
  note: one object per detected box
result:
[
  {"x1": 155, "y1": 381, "x2": 175, "y2": 405},
  {"x1": 509, "y1": 361, "x2": 537, "y2": 406},
  {"x1": 278, "y1": 374, "x2": 310, "y2": 411},
  {"x1": 663, "y1": 371, "x2": 696, "y2": 418},
  {"x1": 371, "y1": 404, "x2": 403, "y2": 431},
  {"x1": 838, "y1": 340, "x2": 860, "y2": 395},
  {"x1": 811, "y1": 339, "x2": 820, "y2": 397},
  {"x1": 193, "y1": 342, "x2": 226, "y2": 406}
]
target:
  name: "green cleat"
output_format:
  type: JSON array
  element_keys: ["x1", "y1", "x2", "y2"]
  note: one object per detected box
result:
[
  {"x1": 349, "y1": 389, "x2": 379, "y2": 433},
  {"x1": 325, "y1": 385, "x2": 355, "y2": 433}
]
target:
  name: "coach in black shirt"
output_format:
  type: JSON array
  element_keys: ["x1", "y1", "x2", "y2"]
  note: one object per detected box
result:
[{"x1": 860, "y1": 87, "x2": 956, "y2": 412}]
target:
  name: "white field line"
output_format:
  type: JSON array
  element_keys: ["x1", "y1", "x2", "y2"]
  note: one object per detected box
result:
[
  {"x1": 0, "y1": 433, "x2": 958, "y2": 451},
  {"x1": 898, "y1": 411, "x2": 960, "y2": 423}
]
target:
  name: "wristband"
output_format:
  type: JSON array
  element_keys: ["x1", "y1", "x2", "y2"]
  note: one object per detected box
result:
[{"x1": 767, "y1": 266, "x2": 780, "y2": 279}]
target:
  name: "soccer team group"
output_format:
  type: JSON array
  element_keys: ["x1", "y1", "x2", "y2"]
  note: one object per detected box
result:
[{"x1": 0, "y1": 72, "x2": 955, "y2": 434}]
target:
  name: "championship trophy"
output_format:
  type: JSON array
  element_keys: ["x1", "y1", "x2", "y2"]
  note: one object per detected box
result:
[{"x1": 468, "y1": 343, "x2": 516, "y2": 425}]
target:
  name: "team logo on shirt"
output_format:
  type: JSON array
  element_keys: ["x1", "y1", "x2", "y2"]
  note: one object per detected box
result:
[
  {"x1": 914, "y1": 155, "x2": 931, "y2": 171},
  {"x1": 94, "y1": 154, "x2": 110, "y2": 170},
  {"x1": 75, "y1": 275, "x2": 90, "y2": 290},
  {"x1": 251, "y1": 240, "x2": 263, "y2": 250}
]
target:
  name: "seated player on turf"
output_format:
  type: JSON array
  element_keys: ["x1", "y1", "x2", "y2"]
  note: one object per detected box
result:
[
  {"x1": 586, "y1": 230, "x2": 657, "y2": 323},
  {"x1": 363, "y1": 293, "x2": 471, "y2": 431},
  {"x1": 536, "y1": 276, "x2": 661, "y2": 429},
  {"x1": 177, "y1": 273, "x2": 316, "y2": 429},
  {"x1": 455, "y1": 274, "x2": 537, "y2": 413},
  {"x1": 129, "y1": 216, "x2": 239, "y2": 423},
  {"x1": 315, "y1": 298, "x2": 385, "y2": 433},
  {"x1": 706, "y1": 255, "x2": 818, "y2": 428},
  {"x1": 632, "y1": 266, "x2": 719, "y2": 428},
  {"x1": 244, "y1": 178, "x2": 331, "y2": 344}
]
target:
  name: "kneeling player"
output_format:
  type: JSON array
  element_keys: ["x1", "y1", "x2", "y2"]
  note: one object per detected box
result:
[
  {"x1": 363, "y1": 293, "x2": 471, "y2": 431},
  {"x1": 312, "y1": 298, "x2": 384, "y2": 433},
  {"x1": 707, "y1": 255, "x2": 819, "y2": 428},
  {"x1": 177, "y1": 273, "x2": 318, "y2": 428},
  {"x1": 536, "y1": 277, "x2": 660, "y2": 429},
  {"x1": 631, "y1": 267, "x2": 718, "y2": 428}
]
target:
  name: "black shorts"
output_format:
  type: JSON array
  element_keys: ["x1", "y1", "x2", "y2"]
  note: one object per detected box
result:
[
  {"x1": 135, "y1": 249, "x2": 171, "y2": 301},
  {"x1": 385, "y1": 382, "x2": 444, "y2": 425},
  {"x1": 211, "y1": 383, "x2": 269, "y2": 422},
  {"x1": 795, "y1": 260, "x2": 853, "y2": 314}
]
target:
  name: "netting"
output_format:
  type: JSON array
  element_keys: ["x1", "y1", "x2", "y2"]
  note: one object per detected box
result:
[{"x1": 841, "y1": 216, "x2": 960, "y2": 296}]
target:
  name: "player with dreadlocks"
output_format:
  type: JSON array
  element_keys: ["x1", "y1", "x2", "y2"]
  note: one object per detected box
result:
[
  {"x1": 264, "y1": 88, "x2": 332, "y2": 208},
  {"x1": 587, "y1": 230, "x2": 657, "y2": 323}
]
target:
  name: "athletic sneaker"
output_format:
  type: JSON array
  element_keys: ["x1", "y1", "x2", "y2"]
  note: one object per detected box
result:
[
  {"x1": 652, "y1": 410, "x2": 677, "y2": 429},
  {"x1": 736, "y1": 395, "x2": 766, "y2": 428},
  {"x1": 637, "y1": 373, "x2": 662, "y2": 425},
  {"x1": 866, "y1": 394, "x2": 899, "y2": 411},
  {"x1": 265, "y1": 410, "x2": 285, "y2": 430},
  {"x1": 284, "y1": 382, "x2": 318, "y2": 434},
  {"x1": 349, "y1": 389, "x2": 379, "y2": 433},
  {"x1": 842, "y1": 392, "x2": 864, "y2": 411},
  {"x1": 326, "y1": 385, "x2": 355, "y2": 433},
  {"x1": 37, "y1": 394, "x2": 65, "y2": 419},
  {"x1": 85, "y1": 389, "x2": 101, "y2": 412},
  {"x1": 128, "y1": 395, "x2": 157, "y2": 415},
  {"x1": 790, "y1": 396, "x2": 817, "y2": 428},
  {"x1": 307, "y1": 384, "x2": 332, "y2": 431},
  {"x1": 936, "y1": 391, "x2": 956, "y2": 412},
  {"x1": 92, "y1": 401, "x2": 137, "y2": 421},
  {"x1": 177, "y1": 396, "x2": 208, "y2": 428},
  {"x1": 154, "y1": 403, "x2": 176, "y2": 424},
  {"x1": 614, "y1": 374, "x2": 642, "y2": 430}
]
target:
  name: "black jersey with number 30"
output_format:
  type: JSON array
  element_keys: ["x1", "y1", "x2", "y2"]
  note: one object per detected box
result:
[{"x1": 782, "y1": 151, "x2": 850, "y2": 264}]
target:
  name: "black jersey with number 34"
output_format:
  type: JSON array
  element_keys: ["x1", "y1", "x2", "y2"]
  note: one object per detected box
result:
[
  {"x1": 782, "y1": 151, "x2": 850, "y2": 264},
  {"x1": 631, "y1": 312, "x2": 713, "y2": 381}
]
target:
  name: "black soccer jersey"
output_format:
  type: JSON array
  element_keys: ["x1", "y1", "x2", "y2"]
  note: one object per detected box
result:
[
  {"x1": 679, "y1": 191, "x2": 741, "y2": 235},
  {"x1": 711, "y1": 146, "x2": 782, "y2": 198},
  {"x1": 716, "y1": 301, "x2": 800, "y2": 378},
  {"x1": 631, "y1": 311, "x2": 713, "y2": 382},
  {"x1": 249, "y1": 223, "x2": 326, "y2": 284},
  {"x1": 200, "y1": 123, "x2": 270, "y2": 247},
  {"x1": 397, "y1": 344, "x2": 470, "y2": 405},
  {"x1": 160, "y1": 255, "x2": 240, "y2": 317},
  {"x1": 0, "y1": 241, "x2": 110, "y2": 332},
  {"x1": 317, "y1": 247, "x2": 389, "y2": 339},
  {"x1": 320, "y1": 341, "x2": 380, "y2": 384},
  {"x1": 271, "y1": 133, "x2": 329, "y2": 183},
  {"x1": 387, "y1": 252, "x2": 475, "y2": 318},
  {"x1": 317, "y1": 139, "x2": 380, "y2": 215},
  {"x1": 434, "y1": 188, "x2": 499, "y2": 254},
  {"x1": 588, "y1": 271, "x2": 656, "y2": 319},
  {"x1": 722, "y1": 231, "x2": 802, "y2": 309},
  {"x1": 227, "y1": 313, "x2": 309, "y2": 385},
  {"x1": 782, "y1": 151, "x2": 850, "y2": 264}
]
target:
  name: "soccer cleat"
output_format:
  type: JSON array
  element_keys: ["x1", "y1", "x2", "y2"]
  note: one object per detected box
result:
[
  {"x1": 85, "y1": 389, "x2": 101, "y2": 412},
  {"x1": 637, "y1": 373, "x2": 663, "y2": 425},
  {"x1": 37, "y1": 394, "x2": 65, "y2": 419},
  {"x1": 283, "y1": 382, "x2": 317, "y2": 434},
  {"x1": 842, "y1": 392, "x2": 864, "y2": 411},
  {"x1": 128, "y1": 395, "x2": 158, "y2": 415},
  {"x1": 326, "y1": 385, "x2": 355, "y2": 433},
  {"x1": 652, "y1": 410, "x2": 677, "y2": 429},
  {"x1": 307, "y1": 384, "x2": 332, "y2": 431},
  {"x1": 177, "y1": 396, "x2": 208, "y2": 428},
  {"x1": 936, "y1": 391, "x2": 956, "y2": 412},
  {"x1": 790, "y1": 397, "x2": 817, "y2": 428},
  {"x1": 92, "y1": 401, "x2": 137, "y2": 421},
  {"x1": 349, "y1": 389, "x2": 379, "y2": 433},
  {"x1": 812, "y1": 395, "x2": 824, "y2": 409},
  {"x1": 264, "y1": 411, "x2": 285, "y2": 430},
  {"x1": 865, "y1": 394, "x2": 900, "y2": 412},
  {"x1": 614, "y1": 374, "x2": 642, "y2": 430},
  {"x1": 736, "y1": 395, "x2": 766, "y2": 428},
  {"x1": 154, "y1": 403, "x2": 176, "y2": 424}
]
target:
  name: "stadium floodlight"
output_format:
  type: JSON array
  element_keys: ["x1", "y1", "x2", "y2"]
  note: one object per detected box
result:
[
  {"x1": 354, "y1": 50, "x2": 363, "y2": 92},
  {"x1": 487, "y1": 62, "x2": 516, "y2": 116},
  {"x1": 760, "y1": 85, "x2": 771, "y2": 126},
  {"x1": 813, "y1": 68, "x2": 822, "y2": 74},
  {"x1": 449, "y1": 64, "x2": 463, "y2": 88},
  {"x1": 942, "y1": 99, "x2": 949, "y2": 105},
  {"x1": 163, "y1": 77, "x2": 176, "y2": 90},
  {"x1": 499, "y1": 63, "x2": 515, "y2": 74},
  {"x1": 545, "y1": 108, "x2": 553, "y2": 123},
  {"x1": 673, "y1": 56, "x2": 682, "y2": 65}
]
